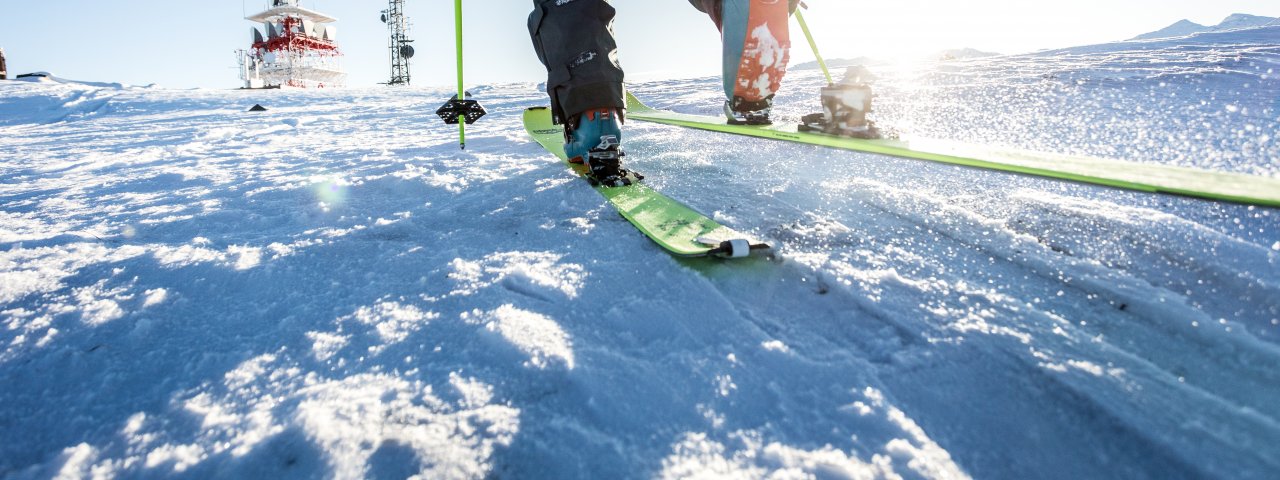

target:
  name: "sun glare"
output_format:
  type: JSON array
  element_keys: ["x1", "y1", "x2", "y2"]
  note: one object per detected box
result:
[
  {"x1": 798, "y1": 3, "x2": 983, "y2": 60},
  {"x1": 796, "y1": 1, "x2": 1155, "y2": 60}
]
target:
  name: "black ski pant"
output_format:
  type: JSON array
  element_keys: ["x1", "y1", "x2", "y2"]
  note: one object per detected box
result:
[{"x1": 528, "y1": 0, "x2": 626, "y2": 126}]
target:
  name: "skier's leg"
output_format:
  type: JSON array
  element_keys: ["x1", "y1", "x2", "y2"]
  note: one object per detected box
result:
[
  {"x1": 529, "y1": 0, "x2": 635, "y2": 185},
  {"x1": 691, "y1": 0, "x2": 794, "y2": 124},
  {"x1": 527, "y1": 0, "x2": 625, "y2": 126}
]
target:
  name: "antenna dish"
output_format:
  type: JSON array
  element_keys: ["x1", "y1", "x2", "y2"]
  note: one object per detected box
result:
[
  {"x1": 266, "y1": 22, "x2": 279, "y2": 40},
  {"x1": 381, "y1": 13, "x2": 388, "y2": 23},
  {"x1": 401, "y1": 45, "x2": 415, "y2": 59},
  {"x1": 252, "y1": 27, "x2": 264, "y2": 44}
]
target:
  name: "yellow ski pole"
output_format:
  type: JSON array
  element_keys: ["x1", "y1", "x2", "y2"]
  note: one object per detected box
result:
[
  {"x1": 794, "y1": 2, "x2": 834, "y2": 86},
  {"x1": 435, "y1": 0, "x2": 486, "y2": 149},
  {"x1": 454, "y1": 0, "x2": 466, "y2": 148}
]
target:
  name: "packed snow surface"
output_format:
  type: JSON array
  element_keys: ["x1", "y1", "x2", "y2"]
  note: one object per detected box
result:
[{"x1": 2, "y1": 27, "x2": 1279, "y2": 480}]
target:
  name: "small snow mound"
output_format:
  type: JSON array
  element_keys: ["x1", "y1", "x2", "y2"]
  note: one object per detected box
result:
[
  {"x1": 660, "y1": 431, "x2": 907, "y2": 480},
  {"x1": 11, "y1": 72, "x2": 133, "y2": 89},
  {"x1": 45, "y1": 443, "x2": 101, "y2": 479},
  {"x1": 346, "y1": 301, "x2": 439, "y2": 348},
  {"x1": 469, "y1": 305, "x2": 575, "y2": 370},
  {"x1": 660, "y1": 390, "x2": 971, "y2": 480},
  {"x1": 448, "y1": 251, "x2": 586, "y2": 300},
  {"x1": 166, "y1": 355, "x2": 521, "y2": 479},
  {"x1": 305, "y1": 331, "x2": 350, "y2": 361},
  {"x1": 142, "y1": 289, "x2": 168, "y2": 307},
  {"x1": 12, "y1": 72, "x2": 54, "y2": 83},
  {"x1": 761, "y1": 340, "x2": 791, "y2": 353}
]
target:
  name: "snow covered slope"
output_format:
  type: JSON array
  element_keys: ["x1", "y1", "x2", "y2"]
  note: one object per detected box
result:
[{"x1": 1, "y1": 28, "x2": 1278, "y2": 479}]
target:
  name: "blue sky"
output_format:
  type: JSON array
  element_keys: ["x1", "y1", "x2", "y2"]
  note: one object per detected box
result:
[{"x1": 1, "y1": 1, "x2": 1277, "y2": 89}]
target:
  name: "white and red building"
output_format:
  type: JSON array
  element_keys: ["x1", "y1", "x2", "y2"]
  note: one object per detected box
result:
[{"x1": 238, "y1": 0, "x2": 345, "y2": 88}]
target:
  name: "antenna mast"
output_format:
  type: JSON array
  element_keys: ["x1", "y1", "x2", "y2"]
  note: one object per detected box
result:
[{"x1": 381, "y1": 0, "x2": 413, "y2": 85}]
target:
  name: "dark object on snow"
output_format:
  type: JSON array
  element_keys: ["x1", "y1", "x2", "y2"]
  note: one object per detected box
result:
[
  {"x1": 436, "y1": 92, "x2": 485, "y2": 125},
  {"x1": 16, "y1": 72, "x2": 47, "y2": 79},
  {"x1": 248, "y1": 104, "x2": 268, "y2": 112},
  {"x1": 0, "y1": 47, "x2": 7, "y2": 80}
]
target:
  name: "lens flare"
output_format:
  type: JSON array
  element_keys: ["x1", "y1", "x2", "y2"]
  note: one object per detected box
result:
[{"x1": 314, "y1": 179, "x2": 349, "y2": 209}]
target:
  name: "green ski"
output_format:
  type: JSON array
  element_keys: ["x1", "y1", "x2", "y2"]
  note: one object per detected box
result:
[
  {"x1": 625, "y1": 91, "x2": 1280, "y2": 208},
  {"x1": 523, "y1": 106, "x2": 769, "y2": 258}
]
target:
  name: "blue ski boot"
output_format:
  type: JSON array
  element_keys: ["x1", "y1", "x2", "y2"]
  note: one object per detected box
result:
[{"x1": 565, "y1": 107, "x2": 642, "y2": 187}]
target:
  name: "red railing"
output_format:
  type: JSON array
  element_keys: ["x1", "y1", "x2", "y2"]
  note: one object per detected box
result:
[{"x1": 252, "y1": 16, "x2": 341, "y2": 55}]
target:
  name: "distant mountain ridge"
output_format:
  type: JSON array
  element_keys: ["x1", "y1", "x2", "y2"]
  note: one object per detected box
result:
[
  {"x1": 792, "y1": 48, "x2": 1000, "y2": 71},
  {"x1": 792, "y1": 57, "x2": 876, "y2": 71},
  {"x1": 936, "y1": 48, "x2": 1001, "y2": 61},
  {"x1": 1131, "y1": 13, "x2": 1278, "y2": 40}
]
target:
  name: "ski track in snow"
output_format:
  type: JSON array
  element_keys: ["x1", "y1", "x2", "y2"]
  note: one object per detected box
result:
[{"x1": 2, "y1": 29, "x2": 1279, "y2": 479}]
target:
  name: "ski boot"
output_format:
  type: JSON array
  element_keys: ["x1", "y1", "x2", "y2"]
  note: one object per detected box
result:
[
  {"x1": 725, "y1": 95, "x2": 774, "y2": 126},
  {"x1": 799, "y1": 66, "x2": 882, "y2": 139},
  {"x1": 565, "y1": 107, "x2": 643, "y2": 187}
]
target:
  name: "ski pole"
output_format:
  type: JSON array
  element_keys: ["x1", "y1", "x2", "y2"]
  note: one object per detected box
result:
[
  {"x1": 435, "y1": 0, "x2": 485, "y2": 148},
  {"x1": 454, "y1": 0, "x2": 466, "y2": 149},
  {"x1": 794, "y1": 3, "x2": 834, "y2": 86}
]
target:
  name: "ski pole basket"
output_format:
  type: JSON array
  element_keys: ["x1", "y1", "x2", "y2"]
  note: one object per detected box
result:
[
  {"x1": 441, "y1": 0, "x2": 478, "y2": 149},
  {"x1": 436, "y1": 92, "x2": 486, "y2": 125}
]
